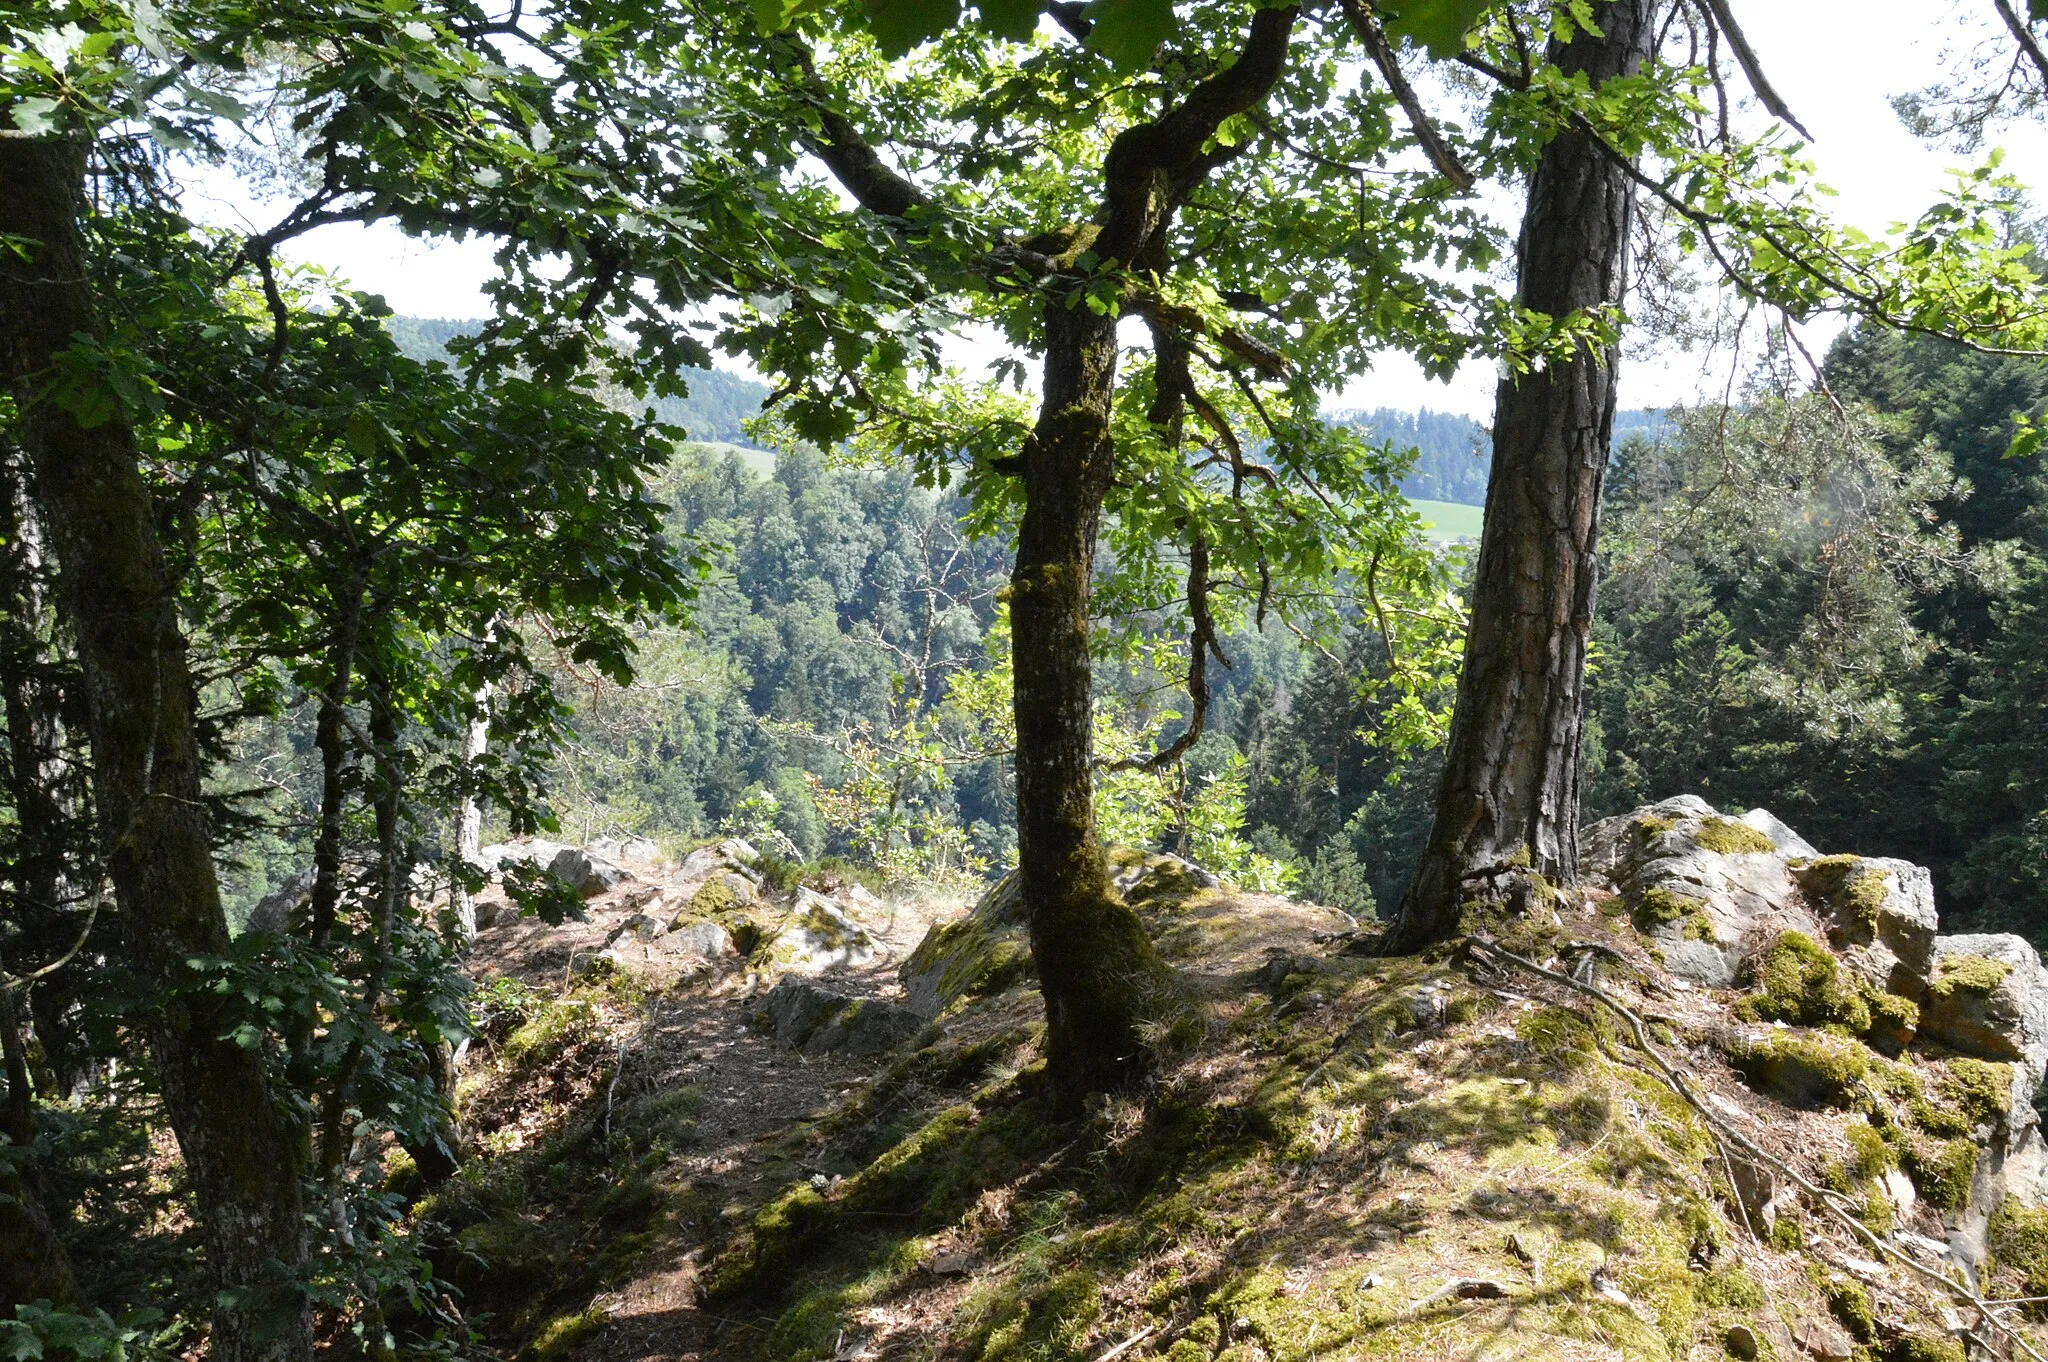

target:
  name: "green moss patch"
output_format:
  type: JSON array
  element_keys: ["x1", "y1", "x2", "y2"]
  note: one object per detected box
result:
[
  {"x1": 1725, "y1": 1031, "x2": 1871, "y2": 1109},
  {"x1": 1633, "y1": 814, "x2": 1679, "y2": 843},
  {"x1": 1694, "y1": 816, "x2": 1776, "y2": 856},
  {"x1": 1989, "y1": 1198, "x2": 2048, "y2": 1315},
  {"x1": 1632, "y1": 885, "x2": 1713, "y2": 941},
  {"x1": 1796, "y1": 855, "x2": 1890, "y2": 936},
  {"x1": 1735, "y1": 931, "x2": 1871, "y2": 1033},
  {"x1": 902, "y1": 916, "x2": 1033, "y2": 1014},
  {"x1": 1900, "y1": 1136, "x2": 1979, "y2": 1210},
  {"x1": 1929, "y1": 953, "x2": 2013, "y2": 999}
]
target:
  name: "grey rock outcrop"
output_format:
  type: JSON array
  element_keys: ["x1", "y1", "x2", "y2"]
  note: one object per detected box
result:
[
  {"x1": 664, "y1": 920, "x2": 736, "y2": 960},
  {"x1": 1798, "y1": 855, "x2": 1939, "y2": 996},
  {"x1": 477, "y1": 839, "x2": 567, "y2": 875},
  {"x1": 1582, "y1": 796, "x2": 1821, "y2": 987},
  {"x1": 243, "y1": 868, "x2": 316, "y2": 935},
  {"x1": 902, "y1": 872, "x2": 1029, "y2": 1017},
  {"x1": 762, "y1": 890, "x2": 877, "y2": 973},
  {"x1": 754, "y1": 979, "x2": 926, "y2": 1056},
  {"x1": 1921, "y1": 934, "x2": 2048, "y2": 1071},
  {"x1": 549, "y1": 846, "x2": 633, "y2": 898},
  {"x1": 678, "y1": 845, "x2": 762, "y2": 886},
  {"x1": 1114, "y1": 853, "x2": 1220, "y2": 900}
]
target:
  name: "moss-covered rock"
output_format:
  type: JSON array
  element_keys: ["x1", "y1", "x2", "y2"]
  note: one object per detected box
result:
[
  {"x1": 1988, "y1": 1197, "x2": 2048, "y2": 1314},
  {"x1": 1930, "y1": 953, "x2": 2013, "y2": 999},
  {"x1": 1724, "y1": 1031, "x2": 1871, "y2": 1110},
  {"x1": 902, "y1": 915, "x2": 1032, "y2": 1017},
  {"x1": 1921, "y1": 933, "x2": 2048, "y2": 1066},
  {"x1": 1734, "y1": 931, "x2": 1872, "y2": 1033},
  {"x1": 1900, "y1": 1136, "x2": 1980, "y2": 1210},
  {"x1": 1694, "y1": 816, "x2": 1777, "y2": 856}
]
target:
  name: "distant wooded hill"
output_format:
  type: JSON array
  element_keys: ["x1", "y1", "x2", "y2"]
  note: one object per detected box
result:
[
  {"x1": 385, "y1": 317, "x2": 1670, "y2": 507},
  {"x1": 1334, "y1": 406, "x2": 1672, "y2": 505}
]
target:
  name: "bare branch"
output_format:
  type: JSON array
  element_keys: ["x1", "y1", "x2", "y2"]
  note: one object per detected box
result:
[
  {"x1": 1698, "y1": 0, "x2": 1812, "y2": 138},
  {"x1": 1994, "y1": 0, "x2": 2048, "y2": 91}
]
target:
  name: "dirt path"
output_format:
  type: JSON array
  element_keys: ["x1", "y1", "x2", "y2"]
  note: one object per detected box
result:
[{"x1": 458, "y1": 844, "x2": 966, "y2": 1360}]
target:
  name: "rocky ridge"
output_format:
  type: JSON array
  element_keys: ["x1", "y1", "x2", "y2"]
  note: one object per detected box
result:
[{"x1": 430, "y1": 812, "x2": 2048, "y2": 1362}]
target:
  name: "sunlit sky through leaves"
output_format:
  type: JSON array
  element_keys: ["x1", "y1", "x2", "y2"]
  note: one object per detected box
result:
[{"x1": 185, "y1": 0, "x2": 2048, "y2": 419}]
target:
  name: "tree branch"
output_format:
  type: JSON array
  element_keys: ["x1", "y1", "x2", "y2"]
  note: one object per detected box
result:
[
  {"x1": 1337, "y1": 0, "x2": 1474, "y2": 191},
  {"x1": 1698, "y1": 0, "x2": 1813, "y2": 139},
  {"x1": 1993, "y1": 0, "x2": 2048, "y2": 91}
]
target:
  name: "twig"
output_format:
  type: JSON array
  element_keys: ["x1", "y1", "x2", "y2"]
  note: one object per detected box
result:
[{"x1": 1092, "y1": 1323, "x2": 1158, "y2": 1362}]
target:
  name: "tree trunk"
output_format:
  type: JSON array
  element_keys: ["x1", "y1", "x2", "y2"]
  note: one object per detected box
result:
[
  {"x1": 1012, "y1": 302, "x2": 1173, "y2": 1115},
  {"x1": 0, "y1": 136, "x2": 312, "y2": 1361},
  {"x1": 1385, "y1": 0, "x2": 1659, "y2": 951},
  {"x1": 449, "y1": 678, "x2": 491, "y2": 948},
  {"x1": 0, "y1": 937, "x2": 77, "y2": 1306}
]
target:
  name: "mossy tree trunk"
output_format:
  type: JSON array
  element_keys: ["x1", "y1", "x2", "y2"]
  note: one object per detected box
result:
[
  {"x1": 0, "y1": 136, "x2": 312, "y2": 1361},
  {"x1": 1386, "y1": 0, "x2": 1660, "y2": 951},
  {"x1": 796, "y1": 6, "x2": 1298, "y2": 1111},
  {"x1": 1008, "y1": 7, "x2": 1299, "y2": 1113},
  {"x1": 1011, "y1": 302, "x2": 1169, "y2": 1112}
]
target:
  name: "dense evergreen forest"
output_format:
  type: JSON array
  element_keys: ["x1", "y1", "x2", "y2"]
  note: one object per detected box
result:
[{"x1": 8, "y1": 0, "x2": 2048, "y2": 1356}]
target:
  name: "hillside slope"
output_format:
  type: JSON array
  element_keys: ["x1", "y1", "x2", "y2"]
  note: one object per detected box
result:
[{"x1": 425, "y1": 806, "x2": 2048, "y2": 1362}]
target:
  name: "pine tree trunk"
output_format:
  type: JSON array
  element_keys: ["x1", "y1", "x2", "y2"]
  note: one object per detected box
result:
[
  {"x1": 1385, "y1": 0, "x2": 1659, "y2": 951},
  {"x1": 1012, "y1": 302, "x2": 1172, "y2": 1115},
  {"x1": 0, "y1": 136, "x2": 312, "y2": 1361}
]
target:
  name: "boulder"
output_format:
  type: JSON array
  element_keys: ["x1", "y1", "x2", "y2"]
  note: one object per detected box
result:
[
  {"x1": 763, "y1": 890, "x2": 878, "y2": 973},
  {"x1": 678, "y1": 847, "x2": 761, "y2": 885},
  {"x1": 1920, "y1": 934, "x2": 2048, "y2": 1072},
  {"x1": 902, "y1": 872, "x2": 1030, "y2": 1017},
  {"x1": 1581, "y1": 797, "x2": 1822, "y2": 986},
  {"x1": 713, "y1": 871, "x2": 758, "y2": 906},
  {"x1": 591, "y1": 834, "x2": 661, "y2": 863},
  {"x1": 605, "y1": 913, "x2": 666, "y2": 946},
  {"x1": 568, "y1": 947, "x2": 623, "y2": 977},
  {"x1": 664, "y1": 920, "x2": 735, "y2": 960},
  {"x1": 478, "y1": 839, "x2": 567, "y2": 875},
  {"x1": 1114, "y1": 853, "x2": 1220, "y2": 903},
  {"x1": 549, "y1": 846, "x2": 634, "y2": 898},
  {"x1": 1797, "y1": 855, "x2": 1940, "y2": 996},
  {"x1": 755, "y1": 978, "x2": 927, "y2": 1056},
  {"x1": 243, "y1": 868, "x2": 315, "y2": 936},
  {"x1": 716, "y1": 837, "x2": 760, "y2": 863}
]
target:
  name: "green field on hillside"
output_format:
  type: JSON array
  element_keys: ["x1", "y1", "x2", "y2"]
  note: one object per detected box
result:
[{"x1": 1410, "y1": 497, "x2": 1485, "y2": 543}]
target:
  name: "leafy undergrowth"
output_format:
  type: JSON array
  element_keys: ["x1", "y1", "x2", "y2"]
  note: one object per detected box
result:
[{"x1": 438, "y1": 883, "x2": 2038, "y2": 1362}]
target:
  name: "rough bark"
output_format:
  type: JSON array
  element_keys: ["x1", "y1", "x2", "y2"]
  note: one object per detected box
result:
[
  {"x1": 1012, "y1": 302, "x2": 1170, "y2": 1112},
  {"x1": 0, "y1": 951, "x2": 75, "y2": 1306},
  {"x1": 1009, "y1": 8, "x2": 1298, "y2": 1113},
  {"x1": 449, "y1": 678, "x2": 491, "y2": 948},
  {"x1": 0, "y1": 136, "x2": 311, "y2": 1359},
  {"x1": 1385, "y1": 0, "x2": 1659, "y2": 951}
]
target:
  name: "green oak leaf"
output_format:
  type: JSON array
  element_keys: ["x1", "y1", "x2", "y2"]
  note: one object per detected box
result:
[
  {"x1": 2032, "y1": 0, "x2": 2047, "y2": 22},
  {"x1": 977, "y1": 0, "x2": 1043, "y2": 41},
  {"x1": 867, "y1": 0, "x2": 962, "y2": 53},
  {"x1": 1380, "y1": 0, "x2": 1493, "y2": 59},
  {"x1": 1083, "y1": 0, "x2": 1175, "y2": 71}
]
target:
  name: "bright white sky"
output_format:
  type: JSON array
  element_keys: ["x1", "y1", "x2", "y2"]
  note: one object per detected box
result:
[{"x1": 199, "y1": 0, "x2": 2048, "y2": 421}]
